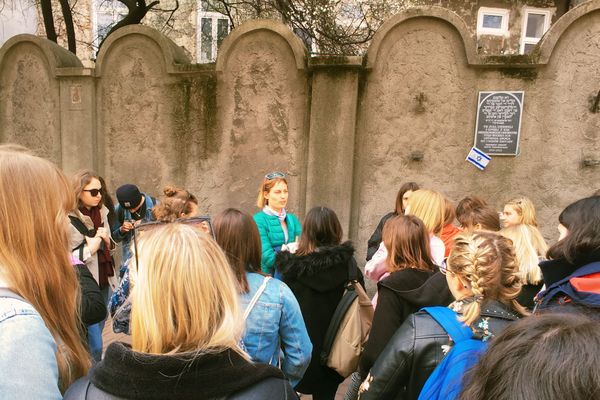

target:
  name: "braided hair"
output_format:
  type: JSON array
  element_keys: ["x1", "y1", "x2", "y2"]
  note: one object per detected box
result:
[{"x1": 447, "y1": 231, "x2": 528, "y2": 325}]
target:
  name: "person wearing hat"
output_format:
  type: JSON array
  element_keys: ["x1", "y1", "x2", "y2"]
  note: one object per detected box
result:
[{"x1": 112, "y1": 184, "x2": 158, "y2": 275}]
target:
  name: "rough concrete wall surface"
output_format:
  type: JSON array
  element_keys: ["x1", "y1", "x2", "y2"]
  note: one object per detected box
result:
[
  {"x1": 0, "y1": 42, "x2": 61, "y2": 163},
  {"x1": 216, "y1": 27, "x2": 308, "y2": 217},
  {"x1": 97, "y1": 32, "x2": 188, "y2": 195}
]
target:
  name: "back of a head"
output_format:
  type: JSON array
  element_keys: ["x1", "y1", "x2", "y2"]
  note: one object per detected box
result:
[
  {"x1": 0, "y1": 147, "x2": 89, "y2": 388},
  {"x1": 457, "y1": 205, "x2": 501, "y2": 232},
  {"x1": 460, "y1": 312, "x2": 600, "y2": 400},
  {"x1": 296, "y1": 206, "x2": 342, "y2": 256},
  {"x1": 448, "y1": 232, "x2": 526, "y2": 325},
  {"x1": 505, "y1": 197, "x2": 538, "y2": 227},
  {"x1": 456, "y1": 196, "x2": 488, "y2": 217},
  {"x1": 213, "y1": 208, "x2": 262, "y2": 293},
  {"x1": 406, "y1": 189, "x2": 446, "y2": 236},
  {"x1": 500, "y1": 225, "x2": 545, "y2": 284},
  {"x1": 153, "y1": 185, "x2": 198, "y2": 222},
  {"x1": 131, "y1": 223, "x2": 244, "y2": 355},
  {"x1": 548, "y1": 196, "x2": 600, "y2": 263},
  {"x1": 382, "y1": 214, "x2": 434, "y2": 273}
]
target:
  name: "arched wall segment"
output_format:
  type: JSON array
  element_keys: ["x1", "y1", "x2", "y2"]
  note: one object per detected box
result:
[
  {"x1": 537, "y1": 0, "x2": 600, "y2": 64},
  {"x1": 216, "y1": 19, "x2": 307, "y2": 72},
  {"x1": 96, "y1": 25, "x2": 196, "y2": 195},
  {"x1": 0, "y1": 34, "x2": 80, "y2": 164},
  {"x1": 95, "y1": 25, "x2": 190, "y2": 76},
  {"x1": 213, "y1": 19, "x2": 309, "y2": 216},
  {"x1": 366, "y1": 6, "x2": 477, "y2": 69}
]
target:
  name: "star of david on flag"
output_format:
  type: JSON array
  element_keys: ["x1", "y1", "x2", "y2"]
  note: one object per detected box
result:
[{"x1": 466, "y1": 147, "x2": 491, "y2": 170}]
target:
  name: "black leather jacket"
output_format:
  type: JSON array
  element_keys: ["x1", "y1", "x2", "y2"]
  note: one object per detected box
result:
[{"x1": 358, "y1": 300, "x2": 520, "y2": 400}]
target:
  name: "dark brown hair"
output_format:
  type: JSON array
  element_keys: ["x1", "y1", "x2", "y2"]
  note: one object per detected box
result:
[
  {"x1": 394, "y1": 182, "x2": 420, "y2": 214},
  {"x1": 456, "y1": 196, "x2": 488, "y2": 219},
  {"x1": 382, "y1": 214, "x2": 435, "y2": 273},
  {"x1": 296, "y1": 206, "x2": 343, "y2": 256},
  {"x1": 213, "y1": 208, "x2": 262, "y2": 293},
  {"x1": 443, "y1": 196, "x2": 456, "y2": 226},
  {"x1": 546, "y1": 196, "x2": 600, "y2": 263},
  {"x1": 457, "y1": 205, "x2": 501, "y2": 232},
  {"x1": 460, "y1": 312, "x2": 600, "y2": 400}
]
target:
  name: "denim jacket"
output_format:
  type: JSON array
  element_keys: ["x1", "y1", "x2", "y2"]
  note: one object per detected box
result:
[
  {"x1": 241, "y1": 272, "x2": 312, "y2": 387},
  {"x1": 0, "y1": 290, "x2": 62, "y2": 399}
]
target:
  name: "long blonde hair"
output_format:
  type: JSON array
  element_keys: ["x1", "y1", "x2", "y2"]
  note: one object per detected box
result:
[
  {"x1": 406, "y1": 189, "x2": 446, "y2": 236},
  {"x1": 131, "y1": 223, "x2": 246, "y2": 356},
  {"x1": 505, "y1": 197, "x2": 538, "y2": 227},
  {"x1": 0, "y1": 146, "x2": 90, "y2": 391},
  {"x1": 500, "y1": 225, "x2": 546, "y2": 285},
  {"x1": 447, "y1": 232, "x2": 527, "y2": 326}
]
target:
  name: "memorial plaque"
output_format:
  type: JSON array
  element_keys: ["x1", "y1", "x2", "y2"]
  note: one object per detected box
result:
[{"x1": 474, "y1": 91, "x2": 524, "y2": 156}]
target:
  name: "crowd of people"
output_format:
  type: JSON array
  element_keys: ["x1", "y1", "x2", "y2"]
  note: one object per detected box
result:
[{"x1": 0, "y1": 143, "x2": 599, "y2": 400}]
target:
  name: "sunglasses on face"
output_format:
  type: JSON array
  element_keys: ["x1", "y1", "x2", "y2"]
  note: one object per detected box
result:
[
  {"x1": 265, "y1": 171, "x2": 285, "y2": 180},
  {"x1": 83, "y1": 188, "x2": 102, "y2": 197},
  {"x1": 131, "y1": 216, "x2": 213, "y2": 272}
]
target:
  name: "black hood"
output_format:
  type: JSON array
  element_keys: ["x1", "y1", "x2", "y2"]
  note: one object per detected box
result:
[
  {"x1": 276, "y1": 241, "x2": 354, "y2": 292},
  {"x1": 540, "y1": 249, "x2": 600, "y2": 288},
  {"x1": 379, "y1": 269, "x2": 454, "y2": 308}
]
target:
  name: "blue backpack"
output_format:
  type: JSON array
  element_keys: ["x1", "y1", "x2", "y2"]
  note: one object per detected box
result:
[{"x1": 417, "y1": 306, "x2": 487, "y2": 400}]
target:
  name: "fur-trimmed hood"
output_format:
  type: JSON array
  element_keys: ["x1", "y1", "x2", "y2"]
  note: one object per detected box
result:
[{"x1": 275, "y1": 241, "x2": 355, "y2": 292}]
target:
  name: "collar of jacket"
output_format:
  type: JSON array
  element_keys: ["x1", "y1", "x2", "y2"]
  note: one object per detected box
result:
[
  {"x1": 91, "y1": 342, "x2": 284, "y2": 400},
  {"x1": 276, "y1": 241, "x2": 354, "y2": 279},
  {"x1": 539, "y1": 250, "x2": 600, "y2": 288},
  {"x1": 479, "y1": 300, "x2": 521, "y2": 321}
]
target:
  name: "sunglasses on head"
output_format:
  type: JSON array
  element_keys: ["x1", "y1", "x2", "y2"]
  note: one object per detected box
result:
[
  {"x1": 83, "y1": 188, "x2": 102, "y2": 197},
  {"x1": 131, "y1": 216, "x2": 213, "y2": 272},
  {"x1": 265, "y1": 171, "x2": 285, "y2": 180}
]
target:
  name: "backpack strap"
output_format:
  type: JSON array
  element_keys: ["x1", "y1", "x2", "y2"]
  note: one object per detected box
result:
[
  {"x1": 348, "y1": 257, "x2": 359, "y2": 282},
  {"x1": 422, "y1": 306, "x2": 473, "y2": 343},
  {"x1": 243, "y1": 277, "x2": 272, "y2": 320},
  {"x1": 69, "y1": 215, "x2": 95, "y2": 237}
]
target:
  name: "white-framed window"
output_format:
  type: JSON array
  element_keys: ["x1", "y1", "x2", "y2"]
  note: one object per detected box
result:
[
  {"x1": 520, "y1": 8, "x2": 552, "y2": 54},
  {"x1": 477, "y1": 7, "x2": 510, "y2": 37},
  {"x1": 197, "y1": 0, "x2": 230, "y2": 63},
  {"x1": 92, "y1": 0, "x2": 128, "y2": 49}
]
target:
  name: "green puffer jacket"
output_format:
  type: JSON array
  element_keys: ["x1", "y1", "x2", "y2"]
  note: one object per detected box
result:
[{"x1": 253, "y1": 211, "x2": 302, "y2": 274}]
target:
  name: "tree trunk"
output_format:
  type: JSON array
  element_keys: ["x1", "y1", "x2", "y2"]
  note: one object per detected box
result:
[
  {"x1": 39, "y1": 0, "x2": 57, "y2": 43},
  {"x1": 58, "y1": 0, "x2": 77, "y2": 54}
]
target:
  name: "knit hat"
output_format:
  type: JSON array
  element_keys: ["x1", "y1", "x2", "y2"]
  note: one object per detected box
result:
[{"x1": 116, "y1": 184, "x2": 142, "y2": 209}]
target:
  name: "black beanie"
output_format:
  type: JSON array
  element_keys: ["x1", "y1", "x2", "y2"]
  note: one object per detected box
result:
[{"x1": 116, "y1": 184, "x2": 142, "y2": 209}]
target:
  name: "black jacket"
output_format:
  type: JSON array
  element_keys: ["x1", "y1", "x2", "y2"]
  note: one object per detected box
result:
[
  {"x1": 275, "y1": 241, "x2": 364, "y2": 394},
  {"x1": 75, "y1": 264, "x2": 107, "y2": 325},
  {"x1": 64, "y1": 342, "x2": 297, "y2": 400},
  {"x1": 366, "y1": 212, "x2": 396, "y2": 261},
  {"x1": 359, "y1": 300, "x2": 520, "y2": 400},
  {"x1": 359, "y1": 269, "x2": 453, "y2": 375}
]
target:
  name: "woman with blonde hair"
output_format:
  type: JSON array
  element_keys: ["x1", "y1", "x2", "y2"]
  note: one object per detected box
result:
[
  {"x1": 69, "y1": 170, "x2": 117, "y2": 361},
  {"x1": 500, "y1": 224, "x2": 546, "y2": 310},
  {"x1": 253, "y1": 172, "x2": 302, "y2": 274},
  {"x1": 0, "y1": 146, "x2": 90, "y2": 398},
  {"x1": 359, "y1": 232, "x2": 526, "y2": 400},
  {"x1": 65, "y1": 223, "x2": 296, "y2": 399},
  {"x1": 501, "y1": 197, "x2": 538, "y2": 228}
]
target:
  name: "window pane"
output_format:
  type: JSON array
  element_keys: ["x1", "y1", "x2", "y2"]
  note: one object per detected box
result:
[
  {"x1": 217, "y1": 18, "x2": 229, "y2": 47},
  {"x1": 201, "y1": 18, "x2": 213, "y2": 62},
  {"x1": 526, "y1": 13, "x2": 546, "y2": 38},
  {"x1": 523, "y1": 43, "x2": 537, "y2": 54},
  {"x1": 482, "y1": 14, "x2": 503, "y2": 29}
]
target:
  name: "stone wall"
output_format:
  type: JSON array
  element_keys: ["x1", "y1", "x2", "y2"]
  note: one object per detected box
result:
[{"x1": 1, "y1": 3, "x2": 600, "y2": 264}]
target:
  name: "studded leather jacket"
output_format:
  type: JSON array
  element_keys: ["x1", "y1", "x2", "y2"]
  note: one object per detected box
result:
[{"x1": 358, "y1": 299, "x2": 521, "y2": 400}]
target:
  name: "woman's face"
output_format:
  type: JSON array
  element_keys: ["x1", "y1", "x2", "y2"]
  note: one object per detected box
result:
[
  {"x1": 79, "y1": 178, "x2": 102, "y2": 209},
  {"x1": 264, "y1": 181, "x2": 288, "y2": 212},
  {"x1": 557, "y1": 223, "x2": 569, "y2": 241},
  {"x1": 402, "y1": 190, "x2": 413, "y2": 212},
  {"x1": 501, "y1": 205, "x2": 521, "y2": 228}
]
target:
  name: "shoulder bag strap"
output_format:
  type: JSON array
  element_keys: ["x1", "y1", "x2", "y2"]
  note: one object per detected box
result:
[
  {"x1": 422, "y1": 306, "x2": 473, "y2": 343},
  {"x1": 348, "y1": 257, "x2": 359, "y2": 282},
  {"x1": 243, "y1": 276, "x2": 272, "y2": 320}
]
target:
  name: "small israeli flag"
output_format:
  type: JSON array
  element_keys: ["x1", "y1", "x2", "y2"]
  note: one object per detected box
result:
[{"x1": 466, "y1": 147, "x2": 491, "y2": 170}]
